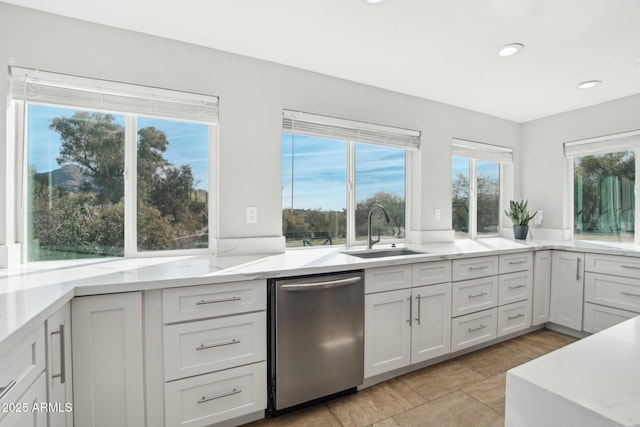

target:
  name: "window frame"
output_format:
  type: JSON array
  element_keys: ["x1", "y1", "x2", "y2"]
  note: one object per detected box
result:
[
  {"x1": 565, "y1": 130, "x2": 640, "y2": 245},
  {"x1": 282, "y1": 132, "x2": 412, "y2": 249},
  {"x1": 12, "y1": 100, "x2": 218, "y2": 262}
]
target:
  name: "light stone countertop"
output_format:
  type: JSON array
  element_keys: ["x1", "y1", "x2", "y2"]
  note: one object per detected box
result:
[
  {"x1": 1, "y1": 237, "x2": 640, "y2": 355},
  {"x1": 505, "y1": 315, "x2": 640, "y2": 426}
]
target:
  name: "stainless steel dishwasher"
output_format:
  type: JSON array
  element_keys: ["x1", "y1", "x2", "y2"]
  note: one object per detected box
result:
[{"x1": 268, "y1": 270, "x2": 364, "y2": 414}]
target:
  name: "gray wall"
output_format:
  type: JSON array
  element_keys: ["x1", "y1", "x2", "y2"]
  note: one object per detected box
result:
[{"x1": 0, "y1": 3, "x2": 522, "y2": 259}]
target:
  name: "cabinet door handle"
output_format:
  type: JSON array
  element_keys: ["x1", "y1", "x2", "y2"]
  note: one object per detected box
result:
[
  {"x1": 508, "y1": 313, "x2": 525, "y2": 320},
  {"x1": 415, "y1": 294, "x2": 421, "y2": 325},
  {"x1": 620, "y1": 265, "x2": 640, "y2": 270},
  {"x1": 196, "y1": 296, "x2": 241, "y2": 305},
  {"x1": 50, "y1": 323, "x2": 66, "y2": 384},
  {"x1": 196, "y1": 338, "x2": 241, "y2": 351},
  {"x1": 468, "y1": 266, "x2": 489, "y2": 271},
  {"x1": 468, "y1": 292, "x2": 488, "y2": 298},
  {"x1": 407, "y1": 295, "x2": 412, "y2": 326},
  {"x1": 508, "y1": 260, "x2": 526, "y2": 265},
  {"x1": 576, "y1": 258, "x2": 581, "y2": 280},
  {"x1": 197, "y1": 388, "x2": 241, "y2": 404},
  {"x1": 621, "y1": 291, "x2": 640, "y2": 298},
  {"x1": 468, "y1": 324, "x2": 487, "y2": 332},
  {"x1": 0, "y1": 380, "x2": 16, "y2": 401},
  {"x1": 508, "y1": 284, "x2": 526, "y2": 290}
]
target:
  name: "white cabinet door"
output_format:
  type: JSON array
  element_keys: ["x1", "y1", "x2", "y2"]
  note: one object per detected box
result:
[
  {"x1": 411, "y1": 284, "x2": 451, "y2": 364},
  {"x1": 532, "y1": 250, "x2": 552, "y2": 325},
  {"x1": 72, "y1": 293, "x2": 145, "y2": 427},
  {"x1": 47, "y1": 303, "x2": 73, "y2": 427},
  {"x1": 550, "y1": 251, "x2": 584, "y2": 331},
  {"x1": 364, "y1": 289, "x2": 411, "y2": 378},
  {"x1": 0, "y1": 373, "x2": 47, "y2": 427}
]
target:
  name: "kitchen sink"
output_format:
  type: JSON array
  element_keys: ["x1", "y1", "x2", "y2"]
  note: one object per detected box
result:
[{"x1": 343, "y1": 248, "x2": 426, "y2": 259}]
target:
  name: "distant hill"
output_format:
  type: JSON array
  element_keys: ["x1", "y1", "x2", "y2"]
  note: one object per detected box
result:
[{"x1": 35, "y1": 164, "x2": 91, "y2": 193}]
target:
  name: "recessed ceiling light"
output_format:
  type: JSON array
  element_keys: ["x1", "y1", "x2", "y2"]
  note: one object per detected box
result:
[
  {"x1": 577, "y1": 80, "x2": 602, "y2": 89},
  {"x1": 498, "y1": 43, "x2": 524, "y2": 57},
  {"x1": 365, "y1": 0, "x2": 383, "y2": 3}
]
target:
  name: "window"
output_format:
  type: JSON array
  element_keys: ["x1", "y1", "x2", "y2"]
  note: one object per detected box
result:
[
  {"x1": 565, "y1": 132, "x2": 639, "y2": 243},
  {"x1": 11, "y1": 67, "x2": 217, "y2": 261},
  {"x1": 452, "y1": 139, "x2": 512, "y2": 239},
  {"x1": 282, "y1": 110, "x2": 419, "y2": 248}
]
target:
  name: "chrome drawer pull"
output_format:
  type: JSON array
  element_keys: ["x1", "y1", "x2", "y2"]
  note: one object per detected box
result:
[
  {"x1": 468, "y1": 292, "x2": 488, "y2": 298},
  {"x1": 196, "y1": 296, "x2": 241, "y2": 305},
  {"x1": 508, "y1": 284, "x2": 526, "y2": 290},
  {"x1": 468, "y1": 266, "x2": 489, "y2": 271},
  {"x1": 415, "y1": 294, "x2": 421, "y2": 325},
  {"x1": 621, "y1": 291, "x2": 640, "y2": 298},
  {"x1": 0, "y1": 380, "x2": 16, "y2": 401},
  {"x1": 508, "y1": 313, "x2": 525, "y2": 320},
  {"x1": 196, "y1": 338, "x2": 241, "y2": 351},
  {"x1": 508, "y1": 260, "x2": 526, "y2": 265},
  {"x1": 197, "y1": 388, "x2": 241, "y2": 404},
  {"x1": 50, "y1": 323, "x2": 66, "y2": 384},
  {"x1": 620, "y1": 265, "x2": 640, "y2": 270},
  {"x1": 407, "y1": 295, "x2": 412, "y2": 326},
  {"x1": 468, "y1": 324, "x2": 487, "y2": 332}
]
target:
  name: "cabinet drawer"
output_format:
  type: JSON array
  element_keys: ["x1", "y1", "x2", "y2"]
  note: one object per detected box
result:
[
  {"x1": 497, "y1": 300, "x2": 531, "y2": 337},
  {"x1": 164, "y1": 312, "x2": 266, "y2": 381},
  {"x1": 451, "y1": 308, "x2": 497, "y2": 351},
  {"x1": 584, "y1": 273, "x2": 640, "y2": 314},
  {"x1": 452, "y1": 256, "x2": 498, "y2": 281},
  {"x1": 498, "y1": 271, "x2": 532, "y2": 305},
  {"x1": 585, "y1": 253, "x2": 640, "y2": 279},
  {"x1": 412, "y1": 260, "x2": 452, "y2": 286},
  {"x1": 583, "y1": 302, "x2": 637, "y2": 334},
  {"x1": 165, "y1": 361, "x2": 267, "y2": 427},
  {"x1": 365, "y1": 265, "x2": 412, "y2": 294},
  {"x1": 499, "y1": 252, "x2": 533, "y2": 274},
  {"x1": 0, "y1": 372, "x2": 47, "y2": 426},
  {"x1": 451, "y1": 276, "x2": 498, "y2": 317},
  {"x1": 0, "y1": 324, "x2": 45, "y2": 407},
  {"x1": 163, "y1": 280, "x2": 266, "y2": 323}
]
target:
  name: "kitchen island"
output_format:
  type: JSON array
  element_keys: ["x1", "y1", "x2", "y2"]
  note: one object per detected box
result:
[{"x1": 505, "y1": 315, "x2": 640, "y2": 426}]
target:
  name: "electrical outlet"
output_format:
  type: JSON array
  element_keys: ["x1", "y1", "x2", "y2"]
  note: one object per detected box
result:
[
  {"x1": 246, "y1": 206, "x2": 258, "y2": 224},
  {"x1": 534, "y1": 210, "x2": 543, "y2": 225},
  {"x1": 434, "y1": 208, "x2": 441, "y2": 221}
]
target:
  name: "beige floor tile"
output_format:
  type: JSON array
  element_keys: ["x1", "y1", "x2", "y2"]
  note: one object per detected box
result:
[
  {"x1": 392, "y1": 391, "x2": 504, "y2": 427},
  {"x1": 327, "y1": 378, "x2": 426, "y2": 427},
  {"x1": 511, "y1": 329, "x2": 577, "y2": 357},
  {"x1": 456, "y1": 341, "x2": 533, "y2": 377},
  {"x1": 372, "y1": 418, "x2": 402, "y2": 427},
  {"x1": 462, "y1": 373, "x2": 506, "y2": 415},
  {"x1": 245, "y1": 404, "x2": 342, "y2": 427},
  {"x1": 398, "y1": 360, "x2": 486, "y2": 401}
]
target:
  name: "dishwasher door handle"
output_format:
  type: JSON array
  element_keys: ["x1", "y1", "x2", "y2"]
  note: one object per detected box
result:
[{"x1": 280, "y1": 276, "x2": 362, "y2": 291}]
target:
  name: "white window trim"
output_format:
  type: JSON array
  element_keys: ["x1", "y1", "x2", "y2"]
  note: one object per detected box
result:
[
  {"x1": 9, "y1": 68, "x2": 219, "y2": 264},
  {"x1": 564, "y1": 130, "x2": 640, "y2": 245}
]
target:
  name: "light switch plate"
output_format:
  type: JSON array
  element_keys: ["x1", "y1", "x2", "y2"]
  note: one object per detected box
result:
[{"x1": 246, "y1": 206, "x2": 257, "y2": 224}]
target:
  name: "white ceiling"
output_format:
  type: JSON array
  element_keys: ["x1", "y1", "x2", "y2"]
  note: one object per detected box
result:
[{"x1": 4, "y1": 0, "x2": 640, "y2": 122}]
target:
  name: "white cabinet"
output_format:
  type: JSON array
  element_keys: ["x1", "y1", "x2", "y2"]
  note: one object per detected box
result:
[
  {"x1": 411, "y1": 283, "x2": 451, "y2": 364},
  {"x1": 162, "y1": 280, "x2": 267, "y2": 427},
  {"x1": 532, "y1": 250, "x2": 552, "y2": 325},
  {"x1": 583, "y1": 302, "x2": 637, "y2": 333},
  {"x1": 72, "y1": 292, "x2": 145, "y2": 427},
  {"x1": 451, "y1": 308, "x2": 497, "y2": 351},
  {"x1": 451, "y1": 276, "x2": 498, "y2": 317},
  {"x1": 46, "y1": 303, "x2": 73, "y2": 427},
  {"x1": 550, "y1": 251, "x2": 584, "y2": 331},
  {"x1": 364, "y1": 262, "x2": 452, "y2": 378},
  {"x1": 364, "y1": 289, "x2": 412, "y2": 377},
  {"x1": 0, "y1": 324, "x2": 46, "y2": 427},
  {"x1": 451, "y1": 256, "x2": 498, "y2": 281}
]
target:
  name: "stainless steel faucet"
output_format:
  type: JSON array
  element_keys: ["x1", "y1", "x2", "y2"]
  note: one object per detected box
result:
[{"x1": 367, "y1": 204, "x2": 391, "y2": 249}]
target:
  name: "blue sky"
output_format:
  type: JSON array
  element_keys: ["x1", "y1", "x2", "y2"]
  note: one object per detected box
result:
[
  {"x1": 282, "y1": 133, "x2": 405, "y2": 211},
  {"x1": 28, "y1": 104, "x2": 209, "y2": 191},
  {"x1": 452, "y1": 156, "x2": 500, "y2": 180}
]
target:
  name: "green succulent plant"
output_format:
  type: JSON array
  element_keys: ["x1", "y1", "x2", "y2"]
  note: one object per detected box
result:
[{"x1": 504, "y1": 200, "x2": 538, "y2": 226}]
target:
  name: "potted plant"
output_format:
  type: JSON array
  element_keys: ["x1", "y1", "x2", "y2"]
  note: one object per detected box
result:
[{"x1": 504, "y1": 200, "x2": 538, "y2": 240}]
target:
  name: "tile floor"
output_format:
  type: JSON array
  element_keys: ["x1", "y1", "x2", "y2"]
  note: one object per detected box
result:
[{"x1": 246, "y1": 328, "x2": 577, "y2": 427}]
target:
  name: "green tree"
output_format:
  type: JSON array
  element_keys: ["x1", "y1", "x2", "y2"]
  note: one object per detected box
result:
[
  {"x1": 50, "y1": 112, "x2": 124, "y2": 203},
  {"x1": 355, "y1": 192, "x2": 405, "y2": 238}
]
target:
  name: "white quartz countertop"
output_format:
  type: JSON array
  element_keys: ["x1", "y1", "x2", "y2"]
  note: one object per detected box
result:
[
  {"x1": 506, "y1": 316, "x2": 640, "y2": 426},
  {"x1": 2, "y1": 237, "x2": 640, "y2": 354}
]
